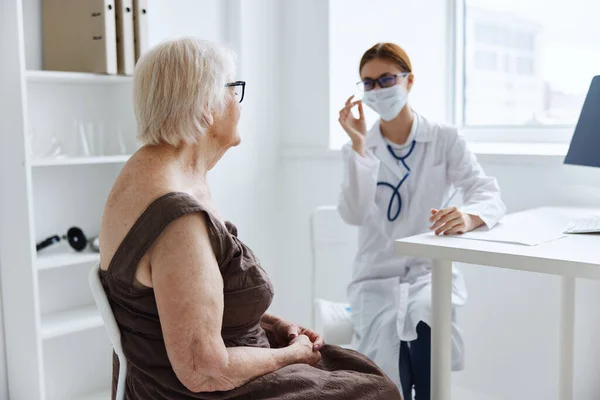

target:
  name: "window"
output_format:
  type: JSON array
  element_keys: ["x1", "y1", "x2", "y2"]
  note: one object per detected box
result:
[
  {"x1": 474, "y1": 50, "x2": 498, "y2": 71},
  {"x1": 501, "y1": 54, "x2": 511, "y2": 73},
  {"x1": 460, "y1": 0, "x2": 600, "y2": 127},
  {"x1": 516, "y1": 57, "x2": 534, "y2": 76}
]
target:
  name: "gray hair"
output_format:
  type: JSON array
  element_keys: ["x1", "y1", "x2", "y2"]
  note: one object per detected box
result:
[{"x1": 133, "y1": 37, "x2": 236, "y2": 146}]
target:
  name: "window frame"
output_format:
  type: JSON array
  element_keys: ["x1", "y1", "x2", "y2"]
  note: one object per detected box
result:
[{"x1": 450, "y1": 0, "x2": 576, "y2": 143}]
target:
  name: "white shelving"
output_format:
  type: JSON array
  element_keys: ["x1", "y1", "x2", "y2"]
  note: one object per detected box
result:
[
  {"x1": 30, "y1": 155, "x2": 131, "y2": 167},
  {"x1": 36, "y1": 251, "x2": 100, "y2": 271},
  {"x1": 75, "y1": 390, "x2": 111, "y2": 400},
  {"x1": 41, "y1": 305, "x2": 103, "y2": 340},
  {"x1": 27, "y1": 69, "x2": 132, "y2": 84},
  {"x1": 1, "y1": 1, "x2": 138, "y2": 398}
]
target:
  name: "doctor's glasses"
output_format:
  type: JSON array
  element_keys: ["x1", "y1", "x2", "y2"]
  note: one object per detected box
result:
[
  {"x1": 357, "y1": 72, "x2": 409, "y2": 92},
  {"x1": 226, "y1": 80, "x2": 246, "y2": 103}
]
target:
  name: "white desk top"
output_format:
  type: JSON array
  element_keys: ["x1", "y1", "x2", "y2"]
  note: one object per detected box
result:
[{"x1": 395, "y1": 207, "x2": 600, "y2": 279}]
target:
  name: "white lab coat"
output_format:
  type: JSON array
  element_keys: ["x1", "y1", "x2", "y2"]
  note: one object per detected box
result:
[{"x1": 338, "y1": 111, "x2": 506, "y2": 390}]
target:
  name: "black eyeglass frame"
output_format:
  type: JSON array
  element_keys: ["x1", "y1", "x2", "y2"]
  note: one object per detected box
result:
[
  {"x1": 356, "y1": 72, "x2": 410, "y2": 92},
  {"x1": 226, "y1": 80, "x2": 246, "y2": 103}
]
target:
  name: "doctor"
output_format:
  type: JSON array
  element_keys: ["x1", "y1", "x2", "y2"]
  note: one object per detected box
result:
[{"x1": 337, "y1": 42, "x2": 506, "y2": 399}]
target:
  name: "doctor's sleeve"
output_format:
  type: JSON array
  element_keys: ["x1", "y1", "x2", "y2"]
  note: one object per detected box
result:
[
  {"x1": 445, "y1": 128, "x2": 506, "y2": 228},
  {"x1": 337, "y1": 143, "x2": 380, "y2": 226}
]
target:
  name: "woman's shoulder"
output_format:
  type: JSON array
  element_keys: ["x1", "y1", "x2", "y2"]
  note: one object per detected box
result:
[{"x1": 99, "y1": 189, "x2": 187, "y2": 265}]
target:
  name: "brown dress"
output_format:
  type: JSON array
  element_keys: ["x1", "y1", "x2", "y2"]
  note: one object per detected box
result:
[{"x1": 100, "y1": 192, "x2": 401, "y2": 400}]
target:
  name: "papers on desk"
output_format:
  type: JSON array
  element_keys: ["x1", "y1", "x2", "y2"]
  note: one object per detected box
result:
[
  {"x1": 456, "y1": 209, "x2": 567, "y2": 246},
  {"x1": 458, "y1": 223, "x2": 564, "y2": 246}
]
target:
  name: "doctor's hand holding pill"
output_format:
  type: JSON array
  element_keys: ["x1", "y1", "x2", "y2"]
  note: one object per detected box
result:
[{"x1": 336, "y1": 42, "x2": 507, "y2": 399}]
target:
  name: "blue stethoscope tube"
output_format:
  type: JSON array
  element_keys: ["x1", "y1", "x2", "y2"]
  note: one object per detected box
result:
[{"x1": 377, "y1": 140, "x2": 417, "y2": 222}]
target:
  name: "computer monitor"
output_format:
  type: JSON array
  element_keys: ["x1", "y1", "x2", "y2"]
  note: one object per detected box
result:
[{"x1": 564, "y1": 75, "x2": 600, "y2": 168}]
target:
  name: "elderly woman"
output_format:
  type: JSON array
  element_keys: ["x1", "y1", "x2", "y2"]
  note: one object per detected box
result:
[{"x1": 98, "y1": 37, "x2": 401, "y2": 399}]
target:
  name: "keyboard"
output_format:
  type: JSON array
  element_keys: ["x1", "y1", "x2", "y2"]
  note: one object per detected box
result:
[{"x1": 564, "y1": 217, "x2": 600, "y2": 234}]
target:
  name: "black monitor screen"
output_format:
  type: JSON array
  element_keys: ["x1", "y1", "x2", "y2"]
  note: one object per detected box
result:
[{"x1": 565, "y1": 75, "x2": 600, "y2": 168}]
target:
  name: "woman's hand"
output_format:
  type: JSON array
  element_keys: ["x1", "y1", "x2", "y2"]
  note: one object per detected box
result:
[
  {"x1": 338, "y1": 95, "x2": 367, "y2": 156},
  {"x1": 261, "y1": 314, "x2": 324, "y2": 350},
  {"x1": 289, "y1": 335, "x2": 322, "y2": 366},
  {"x1": 429, "y1": 207, "x2": 484, "y2": 235}
]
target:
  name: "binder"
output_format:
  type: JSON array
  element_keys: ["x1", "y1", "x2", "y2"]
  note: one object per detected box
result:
[
  {"x1": 115, "y1": 0, "x2": 135, "y2": 75},
  {"x1": 43, "y1": 0, "x2": 118, "y2": 75},
  {"x1": 133, "y1": 0, "x2": 148, "y2": 63}
]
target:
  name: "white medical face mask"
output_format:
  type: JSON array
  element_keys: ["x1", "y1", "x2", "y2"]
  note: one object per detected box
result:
[{"x1": 362, "y1": 83, "x2": 408, "y2": 121}]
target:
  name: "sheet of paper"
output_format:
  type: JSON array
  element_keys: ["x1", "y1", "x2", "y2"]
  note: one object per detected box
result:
[{"x1": 457, "y1": 209, "x2": 567, "y2": 246}]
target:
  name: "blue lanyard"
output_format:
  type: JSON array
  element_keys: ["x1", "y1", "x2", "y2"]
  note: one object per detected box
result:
[{"x1": 377, "y1": 140, "x2": 417, "y2": 222}]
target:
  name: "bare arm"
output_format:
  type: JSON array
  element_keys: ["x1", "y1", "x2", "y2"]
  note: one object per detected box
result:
[{"x1": 149, "y1": 212, "x2": 319, "y2": 393}]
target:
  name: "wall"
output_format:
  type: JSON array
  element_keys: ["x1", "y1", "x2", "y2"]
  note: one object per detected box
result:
[
  {"x1": 215, "y1": 0, "x2": 283, "y2": 302},
  {"x1": 279, "y1": 0, "x2": 330, "y2": 151},
  {"x1": 278, "y1": 1, "x2": 600, "y2": 399},
  {"x1": 0, "y1": 279, "x2": 6, "y2": 400}
]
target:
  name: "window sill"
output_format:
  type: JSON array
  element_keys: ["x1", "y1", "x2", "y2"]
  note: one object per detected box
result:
[
  {"x1": 468, "y1": 142, "x2": 568, "y2": 164},
  {"x1": 281, "y1": 142, "x2": 569, "y2": 165}
]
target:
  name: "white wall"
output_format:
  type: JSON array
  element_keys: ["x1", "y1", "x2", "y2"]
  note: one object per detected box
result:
[
  {"x1": 277, "y1": 1, "x2": 600, "y2": 399},
  {"x1": 279, "y1": 0, "x2": 331, "y2": 152},
  {"x1": 0, "y1": 277, "x2": 6, "y2": 400},
  {"x1": 147, "y1": 0, "x2": 225, "y2": 47},
  {"x1": 212, "y1": 0, "x2": 283, "y2": 298}
]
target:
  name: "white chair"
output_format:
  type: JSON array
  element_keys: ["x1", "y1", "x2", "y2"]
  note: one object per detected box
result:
[
  {"x1": 88, "y1": 262, "x2": 127, "y2": 400},
  {"x1": 309, "y1": 205, "x2": 357, "y2": 347}
]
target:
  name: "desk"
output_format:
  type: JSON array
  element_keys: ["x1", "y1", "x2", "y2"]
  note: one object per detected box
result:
[{"x1": 394, "y1": 207, "x2": 600, "y2": 400}]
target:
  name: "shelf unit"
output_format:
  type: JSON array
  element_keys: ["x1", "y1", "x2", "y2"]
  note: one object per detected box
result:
[
  {"x1": 41, "y1": 305, "x2": 103, "y2": 340},
  {"x1": 30, "y1": 155, "x2": 131, "y2": 167},
  {"x1": 76, "y1": 390, "x2": 112, "y2": 400},
  {"x1": 35, "y1": 251, "x2": 100, "y2": 271},
  {"x1": 26, "y1": 69, "x2": 133, "y2": 84},
  {"x1": 0, "y1": 0, "x2": 138, "y2": 398}
]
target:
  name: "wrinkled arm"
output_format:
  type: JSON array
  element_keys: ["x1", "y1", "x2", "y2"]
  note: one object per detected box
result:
[{"x1": 150, "y1": 213, "x2": 302, "y2": 392}]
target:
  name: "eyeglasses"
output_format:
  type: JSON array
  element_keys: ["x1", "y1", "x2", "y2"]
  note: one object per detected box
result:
[
  {"x1": 226, "y1": 80, "x2": 246, "y2": 103},
  {"x1": 357, "y1": 73, "x2": 409, "y2": 92}
]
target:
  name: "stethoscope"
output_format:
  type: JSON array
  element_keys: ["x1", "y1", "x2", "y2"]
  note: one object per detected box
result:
[{"x1": 377, "y1": 140, "x2": 417, "y2": 222}]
